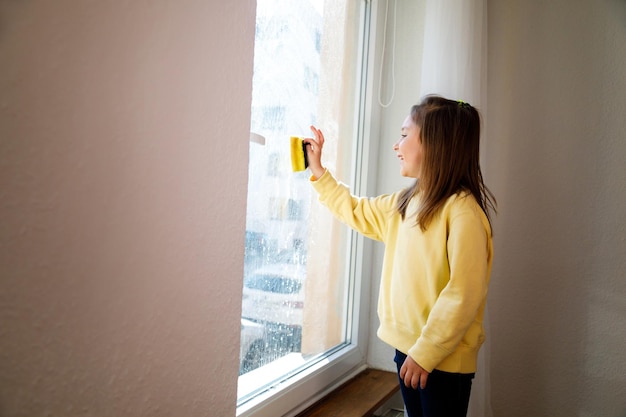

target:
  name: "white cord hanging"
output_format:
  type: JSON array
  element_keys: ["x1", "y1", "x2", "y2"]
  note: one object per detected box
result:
[{"x1": 377, "y1": 0, "x2": 397, "y2": 108}]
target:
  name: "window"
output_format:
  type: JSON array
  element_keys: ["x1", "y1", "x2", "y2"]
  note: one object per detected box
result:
[
  {"x1": 259, "y1": 106, "x2": 286, "y2": 130},
  {"x1": 303, "y1": 66, "x2": 319, "y2": 94},
  {"x1": 268, "y1": 198, "x2": 303, "y2": 221},
  {"x1": 267, "y1": 153, "x2": 280, "y2": 176},
  {"x1": 238, "y1": 1, "x2": 371, "y2": 415}
]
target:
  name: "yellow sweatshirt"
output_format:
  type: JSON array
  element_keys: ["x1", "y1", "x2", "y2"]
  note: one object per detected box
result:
[{"x1": 311, "y1": 170, "x2": 492, "y2": 374}]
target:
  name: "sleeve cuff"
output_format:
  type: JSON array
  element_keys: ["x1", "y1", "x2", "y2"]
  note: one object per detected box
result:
[
  {"x1": 408, "y1": 336, "x2": 452, "y2": 373},
  {"x1": 309, "y1": 168, "x2": 329, "y2": 182}
]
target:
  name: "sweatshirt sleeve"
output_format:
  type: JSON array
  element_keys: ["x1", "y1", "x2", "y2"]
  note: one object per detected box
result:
[
  {"x1": 408, "y1": 200, "x2": 492, "y2": 372},
  {"x1": 310, "y1": 170, "x2": 395, "y2": 242}
]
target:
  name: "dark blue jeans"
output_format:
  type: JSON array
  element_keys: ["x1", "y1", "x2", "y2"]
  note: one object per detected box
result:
[{"x1": 394, "y1": 350, "x2": 474, "y2": 417}]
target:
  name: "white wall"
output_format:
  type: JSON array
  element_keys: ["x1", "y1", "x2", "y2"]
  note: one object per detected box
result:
[
  {"x1": 0, "y1": 1, "x2": 255, "y2": 416},
  {"x1": 365, "y1": 0, "x2": 425, "y2": 372}
]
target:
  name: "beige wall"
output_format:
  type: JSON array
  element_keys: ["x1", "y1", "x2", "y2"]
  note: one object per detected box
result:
[
  {"x1": 486, "y1": 0, "x2": 626, "y2": 415},
  {"x1": 0, "y1": 1, "x2": 255, "y2": 416}
]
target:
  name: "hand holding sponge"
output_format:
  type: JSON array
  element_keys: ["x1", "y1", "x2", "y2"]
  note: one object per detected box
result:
[{"x1": 290, "y1": 136, "x2": 309, "y2": 172}]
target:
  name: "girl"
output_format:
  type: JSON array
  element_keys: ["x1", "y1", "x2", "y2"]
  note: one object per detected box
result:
[{"x1": 304, "y1": 95, "x2": 496, "y2": 417}]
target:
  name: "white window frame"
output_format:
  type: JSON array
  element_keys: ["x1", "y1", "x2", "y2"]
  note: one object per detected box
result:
[{"x1": 236, "y1": 1, "x2": 384, "y2": 415}]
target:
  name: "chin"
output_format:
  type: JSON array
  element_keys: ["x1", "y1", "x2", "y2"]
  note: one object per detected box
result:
[{"x1": 400, "y1": 169, "x2": 412, "y2": 178}]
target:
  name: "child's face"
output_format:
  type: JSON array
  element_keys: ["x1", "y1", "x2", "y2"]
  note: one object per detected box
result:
[{"x1": 393, "y1": 115, "x2": 423, "y2": 178}]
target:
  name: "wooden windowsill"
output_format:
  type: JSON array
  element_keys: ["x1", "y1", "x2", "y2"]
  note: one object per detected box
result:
[{"x1": 294, "y1": 368, "x2": 400, "y2": 417}]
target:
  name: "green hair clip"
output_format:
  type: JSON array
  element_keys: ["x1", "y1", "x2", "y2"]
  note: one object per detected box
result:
[{"x1": 458, "y1": 100, "x2": 470, "y2": 108}]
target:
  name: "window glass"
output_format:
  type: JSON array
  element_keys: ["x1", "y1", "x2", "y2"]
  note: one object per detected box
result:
[{"x1": 238, "y1": 0, "x2": 362, "y2": 407}]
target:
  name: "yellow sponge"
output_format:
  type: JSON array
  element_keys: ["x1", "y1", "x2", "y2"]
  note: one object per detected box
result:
[{"x1": 290, "y1": 136, "x2": 309, "y2": 172}]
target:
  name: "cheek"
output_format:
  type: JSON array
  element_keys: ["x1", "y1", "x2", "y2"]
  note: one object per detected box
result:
[
  {"x1": 404, "y1": 143, "x2": 421, "y2": 161},
  {"x1": 415, "y1": 143, "x2": 424, "y2": 160},
  {"x1": 399, "y1": 139, "x2": 414, "y2": 154}
]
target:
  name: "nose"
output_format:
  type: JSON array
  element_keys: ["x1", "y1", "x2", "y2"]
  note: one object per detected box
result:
[{"x1": 393, "y1": 140, "x2": 399, "y2": 151}]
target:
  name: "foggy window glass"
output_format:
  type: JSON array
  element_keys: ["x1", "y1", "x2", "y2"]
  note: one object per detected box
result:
[{"x1": 238, "y1": 0, "x2": 360, "y2": 407}]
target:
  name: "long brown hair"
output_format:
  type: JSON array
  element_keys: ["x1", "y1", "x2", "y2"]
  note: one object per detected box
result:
[{"x1": 396, "y1": 95, "x2": 497, "y2": 231}]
